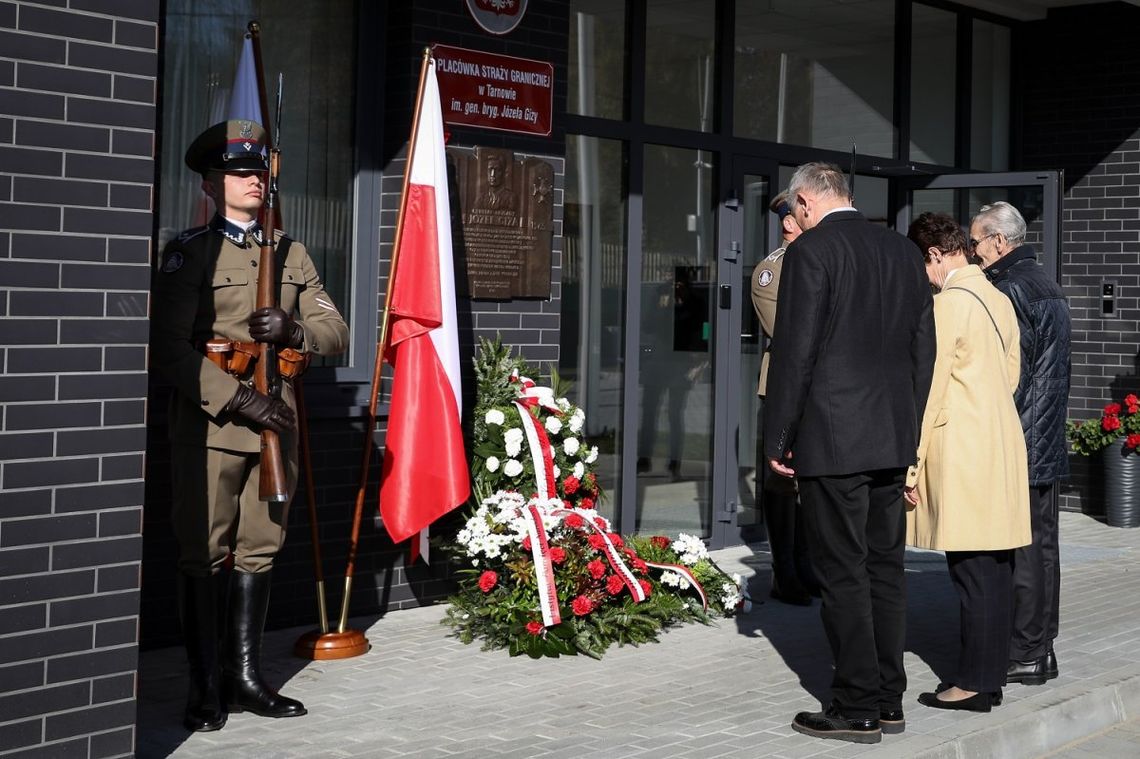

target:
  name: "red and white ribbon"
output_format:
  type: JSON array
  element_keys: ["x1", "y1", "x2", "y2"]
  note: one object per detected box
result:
[
  {"x1": 553, "y1": 508, "x2": 646, "y2": 603},
  {"x1": 523, "y1": 502, "x2": 561, "y2": 627},
  {"x1": 644, "y1": 561, "x2": 707, "y2": 610},
  {"x1": 514, "y1": 401, "x2": 556, "y2": 499}
]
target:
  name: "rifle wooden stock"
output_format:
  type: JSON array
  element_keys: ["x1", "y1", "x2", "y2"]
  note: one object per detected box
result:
[{"x1": 255, "y1": 147, "x2": 289, "y2": 503}]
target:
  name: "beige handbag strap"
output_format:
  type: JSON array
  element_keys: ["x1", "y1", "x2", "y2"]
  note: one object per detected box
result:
[{"x1": 944, "y1": 286, "x2": 1006, "y2": 353}]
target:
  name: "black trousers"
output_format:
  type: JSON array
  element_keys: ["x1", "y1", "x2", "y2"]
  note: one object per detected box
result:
[
  {"x1": 946, "y1": 550, "x2": 1013, "y2": 693},
  {"x1": 798, "y1": 469, "x2": 907, "y2": 719},
  {"x1": 1010, "y1": 484, "x2": 1060, "y2": 661}
]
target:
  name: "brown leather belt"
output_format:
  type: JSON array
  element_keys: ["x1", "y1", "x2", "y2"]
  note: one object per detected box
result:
[{"x1": 200, "y1": 339, "x2": 310, "y2": 380}]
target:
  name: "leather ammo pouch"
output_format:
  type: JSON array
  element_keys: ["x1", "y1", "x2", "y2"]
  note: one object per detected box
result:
[{"x1": 202, "y1": 339, "x2": 310, "y2": 379}]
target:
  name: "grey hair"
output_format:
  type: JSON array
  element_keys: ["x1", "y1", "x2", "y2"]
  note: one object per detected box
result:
[
  {"x1": 787, "y1": 162, "x2": 852, "y2": 204},
  {"x1": 974, "y1": 201, "x2": 1026, "y2": 245}
]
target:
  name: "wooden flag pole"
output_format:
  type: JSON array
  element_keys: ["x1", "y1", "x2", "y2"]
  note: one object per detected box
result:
[{"x1": 318, "y1": 47, "x2": 435, "y2": 657}]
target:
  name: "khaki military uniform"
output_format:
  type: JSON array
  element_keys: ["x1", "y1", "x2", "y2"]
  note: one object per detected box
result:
[
  {"x1": 151, "y1": 215, "x2": 349, "y2": 575},
  {"x1": 750, "y1": 246, "x2": 786, "y2": 397}
]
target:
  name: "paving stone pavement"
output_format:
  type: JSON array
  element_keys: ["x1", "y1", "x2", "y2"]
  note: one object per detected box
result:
[
  {"x1": 1044, "y1": 715, "x2": 1140, "y2": 758},
  {"x1": 136, "y1": 512, "x2": 1140, "y2": 759}
]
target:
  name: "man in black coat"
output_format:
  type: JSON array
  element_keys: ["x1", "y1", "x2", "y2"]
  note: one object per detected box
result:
[
  {"x1": 764, "y1": 163, "x2": 936, "y2": 744},
  {"x1": 972, "y1": 201, "x2": 1072, "y2": 686}
]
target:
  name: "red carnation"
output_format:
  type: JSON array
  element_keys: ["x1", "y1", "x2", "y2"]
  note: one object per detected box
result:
[
  {"x1": 1126, "y1": 433, "x2": 1140, "y2": 450},
  {"x1": 563, "y1": 513, "x2": 585, "y2": 529},
  {"x1": 588, "y1": 533, "x2": 607, "y2": 550},
  {"x1": 521, "y1": 535, "x2": 532, "y2": 551},
  {"x1": 606, "y1": 575, "x2": 625, "y2": 595},
  {"x1": 638, "y1": 579, "x2": 652, "y2": 597},
  {"x1": 550, "y1": 547, "x2": 567, "y2": 564},
  {"x1": 525, "y1": 621, "x2": 544, "y2": 635},
  {"x1": 593, "y1": 516, "x2": 608, "y2": 530},
  {"x1": 580, "y1": 497, "x2": 595, "y2": 510},
  {"x1": 571, "y1": 595, "x2": 595, "y2": 616},
  {"x1": 478, "y1": 570, "x2": 498, "y2": 593},
  {"x1": 1125, "y1": 393, "x2": 1139, "y2": 410},
  {"x1": 1105, "y1": 403, "x2": 1122, "y2": 416},
  {"x1": 587, "y1": 559, "x2": 606, "y2": 579},
  {"x1": 633, "y1": 558, "x2": 647, "y2": 573},
  {"x1": 607, "y1": 533, "x2": 623, "y2": 548},
  {"x1": 651, "y1": 535, "x2": 671, "y2": 549},
  {"x1": 1103, "y1": 415, "x2": 1122, "y2": 432},
  {"x1": 563, "y1": 476, "x2": 580, "y2": 495}
]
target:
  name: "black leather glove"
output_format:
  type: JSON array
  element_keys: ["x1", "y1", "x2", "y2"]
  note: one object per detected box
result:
[
  {"x1": 249, "y1": 307, "x2": 304, "y2": 349},
  {"x1": 223, "y1": 384, "x2": 296, "y2": 434}
]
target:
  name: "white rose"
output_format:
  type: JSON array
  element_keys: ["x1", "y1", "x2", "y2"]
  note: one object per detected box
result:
[
  {"x1": 545, "y1": 416, "x2": 563, "y2": 434},
  {"x1": 505, "y1": 439, "x2": 522, "y2": 458},
  {"x1": 504, "y1": 459, "x2": 524, "y2": 477},
  {"x1": 568, "y1": 411, "x2": 584, "y2": 433},
  {"x1": 573, "y1": 462, "x2": 585, "y2": 479},
  {"x1": 484, "y1": 409, "x2": 505, "y2": 426},
  {"x1": 504, "y1": 427, "x2": 524, "y2": 444},
  {"x1": 586, "y1": 446, "x2": 599, "y2": 464},
  {"x1": 563, "y1": 437, "x2": 580, "y2": 456},
  {"x1": 556, "y1": 397, "x2": 572, "y2": 412},
  {"x1": 485, "y1": 456, "x2": 500, "y2": 473}
]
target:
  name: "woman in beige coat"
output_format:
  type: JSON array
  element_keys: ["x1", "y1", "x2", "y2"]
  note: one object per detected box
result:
[{"x1": 903, "y1": 213, "x2": 1031, "y2": 713}]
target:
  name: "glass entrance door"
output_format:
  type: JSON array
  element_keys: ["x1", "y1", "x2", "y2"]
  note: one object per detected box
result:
[{"x1": 894, "y1": 171, "x2": 1062, "y2": 282}]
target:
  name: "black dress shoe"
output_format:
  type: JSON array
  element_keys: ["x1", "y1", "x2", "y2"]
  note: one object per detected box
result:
[
  {"x1": 791, "y1": 705, "x2": 881, "y2": 744},
  {"x1": 1044, "y1": 649, "x2": 1059, "y2": 679},
  {"x1": 917, "y1": 689, "x2": 1002, "y2": 712},
  {"x1": 879, "y1": 708, "x2": 905, "y2": 734},
  {"x1": 1007, "y1": 655, "x2": 1049, "y2": 686}
]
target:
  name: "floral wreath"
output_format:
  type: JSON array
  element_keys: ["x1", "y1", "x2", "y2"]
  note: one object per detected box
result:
[{"x1": 444, "y1": 339, "x2": 747, "y2": 659}]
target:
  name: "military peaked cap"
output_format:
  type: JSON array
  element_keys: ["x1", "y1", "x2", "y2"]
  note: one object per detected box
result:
[{"x1": 185, "y1": 119, "x2": 269, "y2": 176}]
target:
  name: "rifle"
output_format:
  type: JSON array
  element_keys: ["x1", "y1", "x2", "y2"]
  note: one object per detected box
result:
[{"x1": 253, "y1": 69, "x2": 289, "y2": 503}]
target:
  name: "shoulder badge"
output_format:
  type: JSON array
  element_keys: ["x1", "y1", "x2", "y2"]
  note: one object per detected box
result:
[
  {"x1": 161, "y1": 250, "x2": 184, "y2": 273},
  {"x1": 757, "y1": 269, "x2": 774, "y2": 287}
]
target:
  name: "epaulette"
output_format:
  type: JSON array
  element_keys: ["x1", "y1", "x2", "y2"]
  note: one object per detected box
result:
[
  {"x1": 764, "y1": 248, "x2": 787, "y2": 262},
  {"x1": 175, "y1": 225, "x2": 209, "y2": 244}
]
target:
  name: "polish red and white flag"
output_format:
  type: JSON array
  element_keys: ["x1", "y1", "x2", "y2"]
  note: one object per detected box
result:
[{"x1": 378, "y1": 59, "x2": 469, "y2": 560}]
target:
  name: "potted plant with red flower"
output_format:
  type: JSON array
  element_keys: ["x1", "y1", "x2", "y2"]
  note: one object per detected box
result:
[{"x1": 1067, "y1": 393, "x2": 1140, "y2": 527}]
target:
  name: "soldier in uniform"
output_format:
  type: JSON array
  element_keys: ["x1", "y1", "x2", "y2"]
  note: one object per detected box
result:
[
  {"x1": 150, "y1": 120, "x2": 349, "y2": 731},
  {"x1": 750, "y1": 191, "x2": 817, "y2": 605}
]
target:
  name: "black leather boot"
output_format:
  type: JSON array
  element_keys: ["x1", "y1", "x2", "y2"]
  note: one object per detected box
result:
[
  {"x1": 223, "y1": 570, "x2": 307, "y2": 718},
  {"x1": 179, "y1": 573, "x2": 226, "y2": 732}
]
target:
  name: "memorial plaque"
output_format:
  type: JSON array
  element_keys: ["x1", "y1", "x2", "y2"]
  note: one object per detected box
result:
[{"x1": 449, "y1": 146, "x2": 554, "y2": 299}]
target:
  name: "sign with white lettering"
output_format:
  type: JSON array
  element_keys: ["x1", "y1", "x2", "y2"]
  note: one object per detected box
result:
[{"x1": 431, "y1": 44, "x2": 553, "y2": 137}]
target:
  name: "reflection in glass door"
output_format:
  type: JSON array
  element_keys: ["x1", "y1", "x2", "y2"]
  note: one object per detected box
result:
[
  {"x1": 634, "y1": 144, "x2": 717, "y2": 538},
  {"x1": 735, "y1": 174, "x2": 771, "y2": 540}
]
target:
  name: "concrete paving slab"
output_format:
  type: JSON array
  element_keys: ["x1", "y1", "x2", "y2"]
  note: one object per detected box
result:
[{"x1": 137, "y1": 511, "x2": 1140, "y2": 759}]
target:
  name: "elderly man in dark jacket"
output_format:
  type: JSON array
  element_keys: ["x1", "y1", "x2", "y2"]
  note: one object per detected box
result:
[{"x1": 972, "y1": 201, "x2": 1071, "y2": 686}]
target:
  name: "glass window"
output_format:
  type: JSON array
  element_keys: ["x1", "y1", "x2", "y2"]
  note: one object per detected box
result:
[
  {"x1": 971, "y1": 20, "x2": 1011, "y2": 171},
  {"x1": 910, "y1": 4, "x2": 957, "y2": 165},
  {"x1": 560, "y1": 136, "x2": 629, "y2": 524},
  {"x1": 568, "y1": 0, "x2": 627, "y2": 120},
  {"x1": 160, "y1": 1, "x2": 356, "y2": 365},
  {"x1": 636, "y1": 144, "x2": 717, "y2": 537},
  {"x1": 734, "y1": 0, "x2": 896, "y2": 158},
  {"x1": 645, "y1": 0, "x2": 716, "y2": 132}
]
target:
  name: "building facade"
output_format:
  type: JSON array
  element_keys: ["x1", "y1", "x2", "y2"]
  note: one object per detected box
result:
[{"x1": 2, "y1": 0, "x2": 1138, "y2": 755}]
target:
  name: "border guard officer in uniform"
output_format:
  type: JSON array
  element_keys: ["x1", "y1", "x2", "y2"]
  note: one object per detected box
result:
[
  {"x1": 151, "y1": 119, "x2": 349, "y2": 732},
  {"x1": 751, "y1": 190, "x2": 817, "y2": 606}
]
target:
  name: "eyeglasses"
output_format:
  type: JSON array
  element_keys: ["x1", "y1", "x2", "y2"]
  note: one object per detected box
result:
[{"x1": 969, "y1": 233, "x2": 999, "y2": 251}]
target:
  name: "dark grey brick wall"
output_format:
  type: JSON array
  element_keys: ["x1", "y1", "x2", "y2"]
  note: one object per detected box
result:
[
  {"x1": 0, "y1": 1, "x2": 157, "y2": 757},
  {"x1": 1018, "y1": 3, "x2": 1140, "y2": 516}
]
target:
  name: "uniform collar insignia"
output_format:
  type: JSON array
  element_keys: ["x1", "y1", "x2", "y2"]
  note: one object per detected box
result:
[{"x1": 209, "y1": 214, "x2": 263, "y2": 246}]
